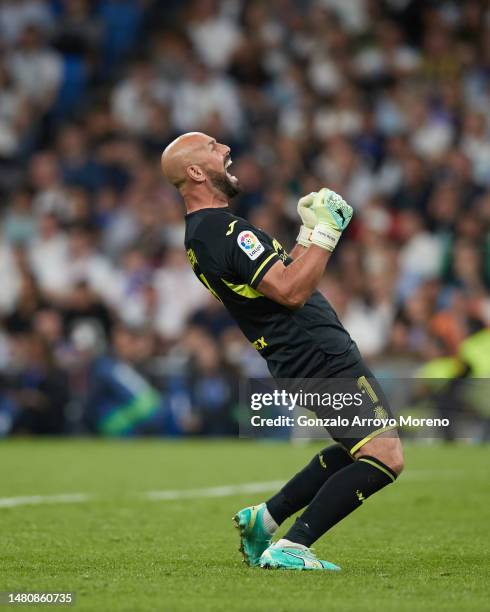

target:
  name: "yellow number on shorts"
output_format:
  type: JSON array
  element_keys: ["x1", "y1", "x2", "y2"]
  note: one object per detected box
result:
[{"x1": 357, "y1": 375, "x2": 379, "y2": 404}]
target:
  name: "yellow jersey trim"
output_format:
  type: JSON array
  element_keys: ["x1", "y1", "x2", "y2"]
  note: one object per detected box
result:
[
  {"x1": 358, "y1": 457, "x2": 396, "y2": 483},
  {"x1": 250, "y1": 253, "x2": 278, "y2": 286},
  {"x1": 349, "y1": 425, "x2": 398, "y2": 456},
  {"x1": 221, "y1": 278, "x2": 263, "y2": 299}
]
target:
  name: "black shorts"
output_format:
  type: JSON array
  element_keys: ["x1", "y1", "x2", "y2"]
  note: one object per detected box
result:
[{"x1": 295, "y1": 359, "x2": 398, "y2": 455}]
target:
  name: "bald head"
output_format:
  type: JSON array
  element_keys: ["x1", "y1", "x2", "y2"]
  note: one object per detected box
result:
[
  {"x1": 161, "y1": 132, "x2": 212, "y2": 187},
  {"x1": 161, "y1": 131, "x2": 239, "y2": 208}
]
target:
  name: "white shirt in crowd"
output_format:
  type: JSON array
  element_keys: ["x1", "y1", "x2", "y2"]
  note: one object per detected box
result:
[
  {"x1": 153, "y1": 263, "x2": 209, "y2": 340},
  {"x1": 29, "y1": 233, "x2": 68, "y2": 294},
  {"x1": 8, "y1": 46, "x2": 62, "y2": 105},
  {"x1": 0, "y1": 241, "x2": 20, "y2": 314},
  {"x1": 172, "y1": 74, "x2": 243, "y2": 135},
  {"x1": 0, "y1": 0, "x2": 53, "y2": 46}
]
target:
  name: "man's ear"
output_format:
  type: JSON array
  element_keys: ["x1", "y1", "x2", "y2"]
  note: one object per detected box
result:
[{"x1": 186, "y1": 165, "x2": 206, "y2": 183}]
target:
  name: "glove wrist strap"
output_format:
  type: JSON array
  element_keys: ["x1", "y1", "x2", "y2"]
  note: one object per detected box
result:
[
  {"x1": 296, "y1": 225, "x2": 312, "y2": 247},
  {"x1": 310, "y1": 223, "x2": 341, "y2": 251}
]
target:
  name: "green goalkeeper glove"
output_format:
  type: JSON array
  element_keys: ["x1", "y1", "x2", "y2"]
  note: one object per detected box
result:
[
  {"x1": 296, "y1": 192, "x2": 318, "y2": 247},
  {"x1": 309, "y1": 188, "x2": 353, "y2": 252}
]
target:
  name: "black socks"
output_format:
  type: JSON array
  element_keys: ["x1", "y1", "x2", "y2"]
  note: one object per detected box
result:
[
  {"x1": 265, "y1": 445, "x2": 398, "y2": 548},
  {"x1": 266, "y1": 444, "x2": 354, "y2": 525},
  {"x1": 284, "y1": 455, "x2": 397, "y2": 547}
]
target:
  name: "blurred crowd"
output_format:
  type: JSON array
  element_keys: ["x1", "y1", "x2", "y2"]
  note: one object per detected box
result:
[{"x1": 0, "y1": 0, "x2": 489, "y2": 436}]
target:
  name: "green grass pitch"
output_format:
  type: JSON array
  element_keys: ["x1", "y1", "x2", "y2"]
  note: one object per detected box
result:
[{"x1": 1, "y1": 440, "x2": 488, "y2": 611}]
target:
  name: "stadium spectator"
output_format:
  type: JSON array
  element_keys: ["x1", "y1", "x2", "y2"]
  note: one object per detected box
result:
[
  {"x1": 7, "y1": 24, "x2": 62, "y2": 112},
  {"x1": 7, "y1": 331, "x2": 69, "y2": 434}
]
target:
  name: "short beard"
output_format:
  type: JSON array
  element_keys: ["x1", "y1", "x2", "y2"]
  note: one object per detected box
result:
[{"x1": 207, "y1": 169, "x2": 241, "y2": 199}]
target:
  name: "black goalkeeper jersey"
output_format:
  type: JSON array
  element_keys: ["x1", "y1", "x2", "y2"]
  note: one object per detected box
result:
[{"x1": 184, "y1": 207, "x2": 361, "y2": 378}]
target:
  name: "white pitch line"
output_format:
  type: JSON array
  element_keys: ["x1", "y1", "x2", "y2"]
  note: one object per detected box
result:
[
  {"x1": 144, "y1": 470, "x2": 463, "y2": 502},
  {"x1": 0, "y1": 493, "x2": 92, "y2": 509},
  {"x1": 145, "y1": 480, "x2": 285, "y2": 501},
  {"x1": 0, "y1": 470, "x2": 463, "y2": 509},
  {"x1": 0, "y1": 482, "x2": 284, "y2": 510}
]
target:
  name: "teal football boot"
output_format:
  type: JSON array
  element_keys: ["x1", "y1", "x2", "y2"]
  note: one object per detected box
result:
[
  {"x1": 233, "y1": 503, "x2": 272, "y2": 566},
  {"x1": 259, "y1": 542, "x2": 340, "y2": 571}
]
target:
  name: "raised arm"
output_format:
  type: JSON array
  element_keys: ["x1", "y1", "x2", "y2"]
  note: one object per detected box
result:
[
  {"x1": 288, "y1": 243, "x2": 308, "y2": 260},
  {"x1": 259, "y1": 188, "x2": 353, "y2": 309},
  {"x1": 258, "y1": 245, "x2": 331, "y2": 308}
]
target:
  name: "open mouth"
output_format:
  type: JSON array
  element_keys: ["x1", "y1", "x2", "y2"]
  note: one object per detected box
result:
[{"x1": 225, "y1": 157, "x2": 237, "y2": 182}]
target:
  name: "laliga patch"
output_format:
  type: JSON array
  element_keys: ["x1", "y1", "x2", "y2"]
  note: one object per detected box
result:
[{"x1": 237, "y1": 230, "x2": 264, "y2": 260}]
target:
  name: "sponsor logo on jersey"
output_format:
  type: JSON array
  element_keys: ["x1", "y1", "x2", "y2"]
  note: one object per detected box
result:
[
  {"x1": 237, "y1": 231, "x2": 264, "y2": 260},
  {"x1": 252, "y1": 336, "x2": 268, "y2": 350},
  {"x1": 226, "y1": 220, "x2": 238, "y2": 235}
]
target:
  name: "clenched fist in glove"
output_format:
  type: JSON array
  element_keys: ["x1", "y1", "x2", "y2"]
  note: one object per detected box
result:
[{"x1": 296, "y1": 188, "x2": 353, "y2": 252}]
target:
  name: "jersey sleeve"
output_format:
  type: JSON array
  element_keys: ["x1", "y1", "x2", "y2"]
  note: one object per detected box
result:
[{"x1": 225, "y1": 218, "x2": 280, "y2": 288}]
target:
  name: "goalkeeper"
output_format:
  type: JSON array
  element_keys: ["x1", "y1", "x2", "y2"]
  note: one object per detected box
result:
[{"x1": 161, "y1": 132, "x2": 404, "y2": 572}]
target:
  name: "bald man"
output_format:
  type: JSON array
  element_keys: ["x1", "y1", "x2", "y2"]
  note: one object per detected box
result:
[{"x1": 161, "y1": 132, "x2": 404, "y2": 571}]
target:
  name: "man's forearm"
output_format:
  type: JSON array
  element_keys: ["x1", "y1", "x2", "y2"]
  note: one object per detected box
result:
[
  {"x1": 258, "y1": 245, "x2": 331, "y2": 308},
  {"x1": 264, "y1": 186, "x2": 351, "y2": 308},
  {"x1": 289, "y1": 243, "x2": 308, "y2": 260},
  {"x1": 281, "y1": 245, "x2": 331, "y2": 304}
]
